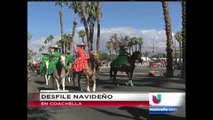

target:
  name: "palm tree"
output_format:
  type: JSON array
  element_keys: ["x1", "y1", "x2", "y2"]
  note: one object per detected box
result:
[
  {"x1": 128, "y1": 38, "x2": 134, "y2": 54},
  {"x1": 28, "y1": 49, "x2": 33, "y2": 60},
  {"x1": 55, "y1": 2, "x2": 65, "y2": 54},
  {"x1": 66, "y1": 2, "x2": 80, "y2": 53},
  {"x1": 85, "y1": 2, "x2": 97, "y2": 51},
  {"x1": 181, "y1": 0, "x2": 186, "y2": 78},
  {"x1": 130, "y1": 37, "x2": 136, "y2": 53},
  {"x1": 96, "y1": 1, "x2": 101, "y2": 55},
  {"x1": 78, "y1": 29, "x2": 86, "y2": 43},
  {"x1": 110, "y1": 34, "x2": 120, "y2": 56},
  {"x1": 175, "y1": 31, "x2": 182, "y2": 59},
  {"x1": 138, "y1": 37, "x2": 143, "y2": 53},
  {"x1": 63, "y1": 34, "x2": 71, "y2": 52},
  {"x1": 28, "y1": 32, "x2": 32, "y2": 41},
  {"x1": 44, "y1": 39, "x2": 48, "y2": 52},
  {"x1": 106, "y1": 41, "x2": 113, "y2": 61},
  {"x1": 56, "y1": 40, "x2": 62, "y2": 48},
  {"x1": 39, "y1": 45, "x2": 45, "y2": 52},
  {"x1": 79, "y1": 1, "x2": 90, "y2": 53},
  {"x1": 47, "y1": 35, "x2": 54, "y2": 46},
  {"x1": 38, "y1": 48, "x2": 43, "y2": 52},
  {"x1": 132, "y1": 37, "x2": 139, "y2": 51},
  {"x1": 162, "y1": 1, "x2": 174, "y2": 77}
]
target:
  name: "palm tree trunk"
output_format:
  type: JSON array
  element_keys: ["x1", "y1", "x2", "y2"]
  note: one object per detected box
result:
[
  {"x1": 89, "y1": 23, "x2": 94, "y2": 51},
  {"x1": 82, "y1": 37, "x2": 85, "y2": 43},
  {"x1": 181, "y1": 0, "x2": 186, "y2": 78},
  {"x1": 80, "y1": 2, "x2": 90, "y2": 53},
  {"x1": 96, "y1": 1, "x2": 101, "y2": 56},
  {"x1": 162, "y1": 1, "x2": 174, "y2": 77},
  {"x1": 109, "y1": 49, "x2": 112, "y2": 61},
  {"x1": 179, "y1": 42, "x2": 181, "y2": 59},
  {"x1": 70, "y1": 15, "x2": 77, "y2": 54},
  {"x1": 132, "y1": 47, "x2": 133, "y2": 54},
  {"x1": 59, "y1": 7, "x2": 64, "y2": 54}
]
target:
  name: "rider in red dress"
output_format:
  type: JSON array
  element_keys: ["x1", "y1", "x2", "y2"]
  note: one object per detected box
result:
[{"x1": 72, "y1": 42, "x2": 90, "y2": 72}]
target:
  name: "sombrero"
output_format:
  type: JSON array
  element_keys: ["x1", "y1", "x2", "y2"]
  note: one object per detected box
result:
[
  {"x1": 77, "y1": 42, "x2": 86, "y2": 46},
  {"x1": 90, "y1": 50, "x2": 98, "y2": 56},
  {"x1": 49, "y1": 45, "x2": 60, "y2": 49},
  {"x1": 42, "y1": 52, "x2": 49, "y2": 55}
]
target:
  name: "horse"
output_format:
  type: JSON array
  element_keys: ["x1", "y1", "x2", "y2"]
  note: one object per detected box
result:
[
  {"x1": 72, "y1": 50, "x2": 101, "y2": 92},
  {"x1": 39, "y1": 60, "x2": 51, "y2": 86},
  {"x1": 110, "y1": 51, "x2": 143, "y2": 86},
  {"x1": 89, "y1": 51, "x2": 102, "y2": 80},
  {"x1": 52, "y1": 55, "x2": 67, "y2": 90}
]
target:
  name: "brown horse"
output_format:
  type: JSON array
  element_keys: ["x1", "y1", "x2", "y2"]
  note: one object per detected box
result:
[
  {"x1": 71, "y1": 50, "x2": 101, "y2": 92},
  {"x1": 110, "y1": 51, "x2": 142, "y2": 86}
]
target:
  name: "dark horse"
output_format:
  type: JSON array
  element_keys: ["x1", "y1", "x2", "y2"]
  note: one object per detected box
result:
[
  {"x1": 71, "y1": 50, "x2": 101, "y2": 92},
  {"x1": 110, "y1": 51, "x2": 142, "y2": 86}
]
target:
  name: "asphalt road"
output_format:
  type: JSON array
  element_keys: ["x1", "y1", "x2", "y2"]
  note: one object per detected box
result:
[{"x1": 28, "y1": 68, "x2": 185, "y2": 120}]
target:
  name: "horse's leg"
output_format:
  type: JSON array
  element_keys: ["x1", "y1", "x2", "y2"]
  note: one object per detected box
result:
[
  {"x1": 44, "y1": 75, "x2": 48, "y2": 86},
  {"x1": 114, "y1": 70, "x2": 119, "y2": 86},
  {"x1": 92, "y1": 75, "x2": 96, "y2": 92},
  {"x1": 55, "y1": 78, "x2": 60, "y2": 90},
  {"x1": 86, "y1": 75, "x2": 90, "y2": 92},
  {"x1": 125, "y1": 71, "x2": 130, "y2": 86},
  {"x1": 68, "y1": 64, "x2": 72, "y2": 82},
  {"x1": 129, "y1": 70, "x2": 134, "y2": 86},
  {"x1": 72, "y1": 72, "x2": 76, "y2": 89},
  {"x1": 110, "y1": 68, "x2": 114, "y2": 84},
  {"x1": 62, "y1": 77, "x2": 65, "y2": 90},
  {"x1": 67, "y1": 72, "x2": 71, "y2": 82},
  {"x1": 96, "y1": 66, "x2": 100, "y2": 80},
  {"x1": 51, "y1": 74, "x2": 55, "y2": 89},
  {"x1": 48, "y1": 74, "x2": 51, "y2": 82},
  {"x1": 78, "y1": 73, "x2": 82, "y2": 91}
]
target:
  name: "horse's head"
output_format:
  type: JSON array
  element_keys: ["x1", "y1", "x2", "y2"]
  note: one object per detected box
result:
[
  {"x1": 90, "y1": 50, "x2": 101, "y2": 67},
  {"x1": 132, "y1": 51, "x2": 143, "y2": 63}
]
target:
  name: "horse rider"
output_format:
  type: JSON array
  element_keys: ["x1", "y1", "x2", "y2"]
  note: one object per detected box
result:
[
  {"x1": 72, "y1": 42, "x2": 90, "y2": 72},
  {"x1": 48, "y1": 45, "x2": 61, "y2": 75},
  {"x1": 39, "y1": 52, "x2": 50, "y2": 75},
  {"x1": 115, "y1": 43, "x2": 130, "y2": 68}
]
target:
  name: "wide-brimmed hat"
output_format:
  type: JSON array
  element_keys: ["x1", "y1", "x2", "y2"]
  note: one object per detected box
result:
[
  {"x1": 90, "y1": 50, "x2": 98, "y2": 56},
  {"x1": 77, "y1": 42, "x2": 86, "y2": 47},
  {"x1": 42, "y1": 52, "x2": 49, "y2": 55},
  {"x1": 49, "y1": 45, "x2": 60, "y2": 49}
]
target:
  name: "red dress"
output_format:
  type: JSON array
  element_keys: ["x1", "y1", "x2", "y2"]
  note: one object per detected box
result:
[{"x1": 72, "y1": 48, "x2": 90, "y2": 72}]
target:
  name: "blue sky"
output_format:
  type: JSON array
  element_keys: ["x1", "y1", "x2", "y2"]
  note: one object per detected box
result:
[{"x1": 28, "y1": 1, "x2": 182, "y2": 53}]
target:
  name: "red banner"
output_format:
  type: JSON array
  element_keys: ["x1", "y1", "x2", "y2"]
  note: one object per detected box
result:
[{"x1": 28, "y1": 101, "x2": 149, "y2": 107}]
